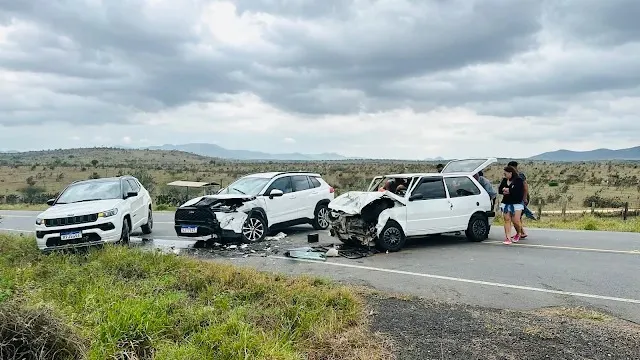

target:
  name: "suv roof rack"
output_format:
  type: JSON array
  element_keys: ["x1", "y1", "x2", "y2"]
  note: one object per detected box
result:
[{"x1": 274, "y1": 171, "x2": 321, "y2": 177}]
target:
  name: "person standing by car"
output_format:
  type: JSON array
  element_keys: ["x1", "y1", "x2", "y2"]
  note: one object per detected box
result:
[
  {"x1": 498, "y1": 166, "x2": 525, "y2": 244},
  {"x1": 474, "y1": 171, "x2": 496, "y2": 239},
  {"x1": 475, "y1": 171, "x2": 497, "y2": 203},
  {"x1": 436, "y1": 163, "x2": 444, "y2": 173},
  {"x1": 507, "y1": 161, "x2": 529, "y2": 238}
]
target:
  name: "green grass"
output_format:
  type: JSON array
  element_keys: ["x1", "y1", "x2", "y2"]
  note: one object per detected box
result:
[
  {"x1": 0, "y1": 234, "x2": 388, "y2": 360},
  {"x1": 494, "y1": 214, "x2": 640, "y2": 232}
]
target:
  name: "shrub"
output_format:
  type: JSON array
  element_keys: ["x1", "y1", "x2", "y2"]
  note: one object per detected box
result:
[{"x1": 0, "y1": 302, "x2": 87, "y2": 360}]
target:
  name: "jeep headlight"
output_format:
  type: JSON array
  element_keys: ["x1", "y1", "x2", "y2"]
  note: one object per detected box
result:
[
  {"x1": 98, "y1": 208, "x2": 118, "y2": 218},
  {"x1": 35, "y1": 218, "x2": 44, "y2": 225}
]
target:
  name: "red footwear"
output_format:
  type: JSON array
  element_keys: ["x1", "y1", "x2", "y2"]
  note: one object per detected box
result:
[
  {"x1": 521, "y1": 233, "x2": 528, "y2": 239},
  {"x1": 512, "y1": 234, "x2": 520, "y2": 243},
  {"x1": 503, "y1": 238, "x2": 512, "y2": 245}
]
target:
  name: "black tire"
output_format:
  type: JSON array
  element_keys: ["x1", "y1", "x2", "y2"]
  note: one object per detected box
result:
[
  {"x1": 312, "y1": 203, "x2": 330, "y2": 230},
  {"x1": 120, "y1": 218, "x2": 131, "y2": 245},
  {"x1": 241, "y1": 214, "x2": 267, "y2": 243},
  {"x1": 141, "y1": 207, "x2": 153, "y2": 234},
  {"x1": 375, "y1": 220, "x2": 406, "y2": 252},
  {"x1": 466, "y1": 214, "x2": 489, "y2": 242}
]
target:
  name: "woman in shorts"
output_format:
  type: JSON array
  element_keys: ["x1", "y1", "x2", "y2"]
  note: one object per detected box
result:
[{"x1": 498, "y1": 166, "x2": 525, "y2": 244}]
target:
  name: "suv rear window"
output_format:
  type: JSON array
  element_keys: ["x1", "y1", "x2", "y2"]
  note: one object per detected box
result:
[
  {"x1": 291, "y1": 175, "x2": 311, "y2": 192},
  {"x1": 309, "y1": 176, "x2": 321, "y2": 188}
]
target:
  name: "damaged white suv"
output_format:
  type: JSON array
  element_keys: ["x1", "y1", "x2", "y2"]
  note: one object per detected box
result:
[
  {"x1": 174, "y1": 171, "x2": 335, "y2": 242},
  {"x1": 328, "y1": 158, "x2": 497, "y2": 252}
]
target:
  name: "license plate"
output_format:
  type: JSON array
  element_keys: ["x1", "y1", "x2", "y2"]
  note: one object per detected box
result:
[
  {"x1": 60, "y1": 231, "x2": 82, "y2": 241},
  {"x1": 181, "y1": 226, "x2": 198, "y2": 234}
]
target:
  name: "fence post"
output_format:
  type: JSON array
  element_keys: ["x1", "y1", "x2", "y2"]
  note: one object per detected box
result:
[
  {"x1": 623, "y1": 202, "x2": 629, "y2": 221},
  {"x1": 537, "y1": 199, "x2": 543, "y2": 220},
  {"x1": 591, "y1": 202, "x2": 595, "y2": 215},
  {"x1": 561, "y1": 199, "x2": 567, "y2": 219}
]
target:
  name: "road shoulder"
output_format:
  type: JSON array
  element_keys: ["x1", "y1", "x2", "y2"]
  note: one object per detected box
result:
[{"x1": 368, "y1": 294, "x2": 640, "y2": 360}]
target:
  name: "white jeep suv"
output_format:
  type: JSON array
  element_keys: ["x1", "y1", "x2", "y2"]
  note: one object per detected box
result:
[
  {"x1": 174, "y1": 171, "x2": 335, "y2": 242},
  {"x1": 328, "y1": 158, "x2": 497, "y2": 252},
  {"x1": 35, "y1": 176, "x2": 153, "y2": 251}
]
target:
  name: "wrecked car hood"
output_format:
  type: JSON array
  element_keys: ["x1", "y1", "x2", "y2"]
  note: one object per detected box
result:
[
  {"x1": 180, "y1": 194, "x2": 257, "y2": 208},
  {"x1": 328, "y1": 191, "x2": 406, "y2": 215}
]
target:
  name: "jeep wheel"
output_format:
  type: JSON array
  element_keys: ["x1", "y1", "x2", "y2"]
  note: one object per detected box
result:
[
  {"x1": 312, "y1": 203, "x2": 330, "y2": 230},
  {"x1": 466, "y1": 214, "x2": 488, "y2": 242},
  {"x1": 120, "y1": 219, "x2": 130, "y2": 245},
  {"x1": 241, "y1": 214, "x2": 267, "y2": 243},
  {"x1": 376, "y1": 220, "x2": 406, "y2": 252},
  {"x1": 141, "y1": 208, "x2": 153, "y2": 234}
]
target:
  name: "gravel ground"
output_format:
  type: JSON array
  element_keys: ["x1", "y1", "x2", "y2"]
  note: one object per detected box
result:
[{"x1": 367, "y1": 296, "x2": 640, "y2": 360}]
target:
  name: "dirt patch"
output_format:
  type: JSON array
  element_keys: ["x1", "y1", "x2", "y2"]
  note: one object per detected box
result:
[{"x1": 367, "y1": 296, "x2": 640, "y2": 360}]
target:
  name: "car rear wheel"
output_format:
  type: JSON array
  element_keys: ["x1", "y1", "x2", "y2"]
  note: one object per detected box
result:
[
  {"x1": 312, "y1": 203, "x2": 330, "y2": 230},
  {"x1": 376, "y1": 220, "x2": 406, "y2": 252},
  {"x1": 241, "y1": 214, "x2": 267, "y2": 243},
  {"x1": 466, "y1": 214, "x2": 488, "y2": 242},
  {"x1": 141, "y1": 208, "x2": 153, "y2": 234}
]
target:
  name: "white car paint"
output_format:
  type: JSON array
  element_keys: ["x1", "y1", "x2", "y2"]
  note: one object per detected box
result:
[
  {"x1": 34, "y1": 176, "x2": 153, "y2": 251},
  {"x1": 175, "y1": 172, "x2": 335, "y2": 240},
  {"x1": 328, "y1": 158, "x2": 497, "y2": 249}
]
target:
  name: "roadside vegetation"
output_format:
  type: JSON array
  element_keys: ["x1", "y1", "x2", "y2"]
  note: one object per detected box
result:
[
  {"x1": 495, "y1": 214, "x2": 640, "y2": 233},
  {"x1": 0, "y1": 234, "x2": 390, "y2": 360}
]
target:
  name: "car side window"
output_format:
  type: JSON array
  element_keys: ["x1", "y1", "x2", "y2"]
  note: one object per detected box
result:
[
  {"x1": 444, "y1": 176, "x2": 481, "y2": 198},
  {"x1": 127, "y1": 179, "x2": 140, "y2": 192},
  {"x1": 411, "y1": 178, "x2": 447, "y2": 200},
  {"x1": 291, "y1": 175, "x2": 311, "y2": 192},
  {"x1": 267, "y1": 176, "x2": 293, "y2": 194},
  {"x1": 122, "y1": 179, "x2": 134, "y2": 196},
  {"x1": 309, "y1": 176, "x2": 321, "y2": 188}
]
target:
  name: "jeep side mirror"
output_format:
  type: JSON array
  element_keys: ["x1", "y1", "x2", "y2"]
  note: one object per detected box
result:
[
  {"x1": 269, "y1": 189, "x2": 284, "y2": 199},
  {"x1": 409, "y1": 194, "x2": 423, "y2": 202},
  {"x1": 46, "y1": 198, "x2": 55, "y2": 206}
]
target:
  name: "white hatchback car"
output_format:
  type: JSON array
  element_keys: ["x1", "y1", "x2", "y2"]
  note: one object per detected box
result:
[
  {"x1": 35, "y1": 176, "x2": 153, "y2": 251},
  {"x1": 328, "y1": 158, "x2": 497, "y2": 252},
  {"x1": 174, "y1": 171, "x2": 335, "y2": 242}
]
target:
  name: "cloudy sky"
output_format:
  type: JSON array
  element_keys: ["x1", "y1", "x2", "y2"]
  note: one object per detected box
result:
[{"x1": 1, "y1": 0, "x2": 639, "y2": 159}]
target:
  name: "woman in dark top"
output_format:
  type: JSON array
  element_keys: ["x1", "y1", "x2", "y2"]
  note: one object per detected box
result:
[{"x1": 498, "y1": 166, "x2": 525, "y2": 244}]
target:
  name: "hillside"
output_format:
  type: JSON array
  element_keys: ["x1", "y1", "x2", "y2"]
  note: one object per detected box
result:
[
  {"x1": 530, "y1": 146, "x2": 640, "y2": 161},
  {"x1": 145, "y1": 143, "x2": 352, "y2": 161}
]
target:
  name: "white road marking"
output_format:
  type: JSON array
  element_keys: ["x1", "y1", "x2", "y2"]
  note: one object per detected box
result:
[
  {"x1": 270, "y1": 256, "x2": 640, "y2": 305},
  {"x1": 483, "y1": 241, "x2": 640, "y2": 255}
]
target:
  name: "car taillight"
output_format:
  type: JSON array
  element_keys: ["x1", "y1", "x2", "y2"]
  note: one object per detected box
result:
[{"x1": 329, "y1": 187, "x2": 335, "y2": 193}]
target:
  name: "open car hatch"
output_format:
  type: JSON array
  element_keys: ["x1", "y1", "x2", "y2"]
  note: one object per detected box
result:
[{"x1": 441, "y1": 157, "x2": 497, "y2": 174}]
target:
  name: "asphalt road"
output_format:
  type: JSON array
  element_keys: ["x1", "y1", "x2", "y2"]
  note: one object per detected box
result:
[{"x1": 2, "y1": 210, "x2": 640, "y2": 323}]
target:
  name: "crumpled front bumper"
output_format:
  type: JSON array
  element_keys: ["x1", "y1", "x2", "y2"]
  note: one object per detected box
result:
[
  {"x1": 329, "y1": 213, "x2": 377, "y2": 246},
  {"x1": 174, "y1": 208, "x2": 248, "y2": 239}
]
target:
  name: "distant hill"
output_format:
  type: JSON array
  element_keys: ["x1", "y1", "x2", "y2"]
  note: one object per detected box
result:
[
  {"x1": 144, "y1": 143, "x2": 353, "y2": 161},
  {"x1": 529, "y1": 146, "x2": 640, "y2": 161}
]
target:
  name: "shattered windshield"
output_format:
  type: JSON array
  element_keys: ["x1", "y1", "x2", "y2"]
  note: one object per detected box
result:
[
  {"x1": 218, "y1": 176, "x2": 270, "y2": 196},
  {"x1": 370, "y1": 176, "x2": 414, "y2": 195}
]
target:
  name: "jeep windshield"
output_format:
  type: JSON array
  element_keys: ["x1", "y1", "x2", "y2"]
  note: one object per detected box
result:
[
  {"x1": 217, "y1": 176, "x2": 270, "y2": 196},
  {"x1": 56, "y1": 180, "x2": 122, "y2": 204}
]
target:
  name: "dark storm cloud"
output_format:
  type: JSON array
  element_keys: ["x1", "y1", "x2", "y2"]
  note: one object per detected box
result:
[{"x1": 0, "y1": 0, "x2": 639, "y2": 126}]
